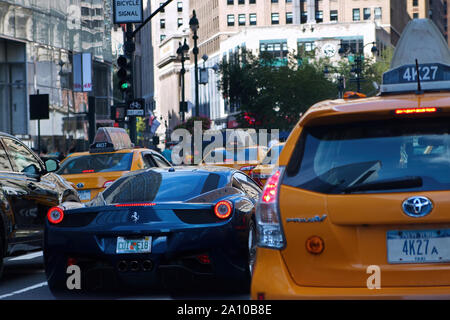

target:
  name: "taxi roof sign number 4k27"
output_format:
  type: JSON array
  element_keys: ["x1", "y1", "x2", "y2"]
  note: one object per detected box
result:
[
  {"x1": 113, "y1": 0, "x2": 144, "y2": 24},
  {"x1": 381, "y1": 19, "x2": 450, "y2": 94}
]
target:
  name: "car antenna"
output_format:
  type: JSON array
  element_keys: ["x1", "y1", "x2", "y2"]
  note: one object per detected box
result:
[{"x1": 415, "y1": 59, "x2": 423, "y2": 95}]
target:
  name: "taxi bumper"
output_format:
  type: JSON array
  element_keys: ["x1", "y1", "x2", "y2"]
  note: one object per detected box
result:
[{"x1": 251, "y1": 248, "x2": 450, "y2": 300}]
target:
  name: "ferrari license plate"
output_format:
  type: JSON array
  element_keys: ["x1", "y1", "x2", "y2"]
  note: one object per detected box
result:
[
  {"x1": 78, "y1": 190, "x2": 91, "y2": 201},
  {"x1": 116, "y1": 236, "x2": 152, "y2": 254},
  {"x1": 387, "y1": 229, "x2": 450, "y2": 264}
]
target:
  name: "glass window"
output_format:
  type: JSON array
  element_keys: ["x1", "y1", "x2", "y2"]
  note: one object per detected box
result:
[
  {"x1": 249, "y1": 13, "x2": 257, "y2": 25},
  {"x1": 227, "y1": 0, "x2": 234, "y2": 4},
  {"x1": 2, "y1": 138, "x2": 42, "y2": 174},
  {"x1": 227, "y1": 14, "x2": 235, "y2": 26},
  {"x1": 413, "y1": 12, "x2": 419, "y2": 19},
  {"x1": 363, "y1": 8, "x2": 371, "y2": 20},
  {"x1": 160, "y1": 19, "x2": 166, "y2": 29},
  {"x1": 353, "y1": 8, "x2": 360, "y2": 21},
  {"x1": 160, "y1": 34, "x2": 166, "y2": 41},
  {"x1": 260, "y1": 40, "x2": 288, "y2": 60},
  {"x1": 286, "y1": 12, "x2": 293, "y2": 24},
  {"x1": 103, "y1": 171, "x2": 226, "y2": 204},
  {"x1": 271, "y1": 13, "x2": 280, "y2": 24},
  {"x1": 330, "y1": 10, "x2": 338, "y2": 21},
  {"x1": 301, "y1": 11, "x2": 307, "y2": 23},
  {"x1": 57, "y1": 153, "x2": 133, "y2": 175},
  {"x1": 152, "y1": 154, "x2": 171, "y2": 168},
  {"x1": 177, "y1": 1, "x2": 183, "y2": 12},
  {"x1": 249, "y1": 0, "x2": 256, "y2": 3},
  {"x1": 374, "y1": 7, "x2": 382, "y2": 20},
  {"x1": 142, "y1": 153, "x2": 157, "y2": 169},
  {"x1": 271, "y1": 0, "x2": 279, "y2": 2},
  {"x1": 160, "y1": 2, "x2": 165, "y2": 12},
  {"x1": 238, "y1": 14, "x2": 246, "y2": 26},
  {"x1": 178, "y1": 18, "x2": 183, "y2": 27},
  {"x1": 0, "y1": 141, "x2": 12, "y2": 172},
  {"x1": 239, "y1": 0, "x2": 245, "y2": 4},
  {"x1": 316, "y1": 10, "x2": 323, "y2": 23},
  {"x1": 284, "y1": 118, "x2": 450, "y2": 194},
  {"x1": 413, "y1": 0, "x2": 418, "y2": 6}
]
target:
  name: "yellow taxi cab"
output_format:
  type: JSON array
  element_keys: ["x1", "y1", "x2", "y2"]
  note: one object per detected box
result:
[
  {"x1": 57, "y1": 127, "x2": 171, "y2": 202},
  {"x1": 250, "y1": 143, "x2": 285, "y2": 186},
  {"x1": 200, "y1": 145, "x2": 268, "y2": 175},
  {"x1": 251, "y1": 19, "x2": 450, "y2": 299}
]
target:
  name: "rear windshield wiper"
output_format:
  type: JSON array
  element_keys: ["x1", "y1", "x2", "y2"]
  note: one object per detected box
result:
[{"x1": 342, "y1": 176, "x2": 423, "y2": 193}]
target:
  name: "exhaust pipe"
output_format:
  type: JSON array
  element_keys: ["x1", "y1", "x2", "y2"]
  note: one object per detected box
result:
[
  {"x1": 117, "y1": 260, "x2": 128, "y2": 272},
  {"x1": 130, "y1": 260, "x2": 140, "y2": 272},
  {"x1": 142, "y1": 260, "x2": 153, "y2": 272}
]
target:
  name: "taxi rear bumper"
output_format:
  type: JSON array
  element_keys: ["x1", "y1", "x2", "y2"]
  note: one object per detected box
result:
[{"x1": 251, "y1": 248, "x2": 450, "y2": 300}]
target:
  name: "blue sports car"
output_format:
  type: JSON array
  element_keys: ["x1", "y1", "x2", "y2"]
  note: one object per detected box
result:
[{"x1": 43, "y1": 166, "x2": 261, "y2": 294}]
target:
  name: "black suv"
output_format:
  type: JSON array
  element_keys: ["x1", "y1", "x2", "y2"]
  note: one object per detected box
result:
[{"x1": 0, "y1": 132, "x2": 79, "y2": 278}]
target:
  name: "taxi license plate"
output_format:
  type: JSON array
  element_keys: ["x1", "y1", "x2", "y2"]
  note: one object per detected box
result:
[
  {"x1": 116, "y1": 236, "x2": 152, "y2": 254},
  {"x1": 78, "y1": 190, "x2": 91, "y2": 201},
  {"x1": 387, "y1": 229, "x2": 450, "y2": 264}
]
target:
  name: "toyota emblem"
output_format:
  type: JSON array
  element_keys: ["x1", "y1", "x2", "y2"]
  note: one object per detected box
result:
[{"x1": 402, "y1": 196, "x2": 433, "y2": 218}]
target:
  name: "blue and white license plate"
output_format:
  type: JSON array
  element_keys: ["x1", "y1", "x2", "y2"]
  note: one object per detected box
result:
[
  {"x1": 387, "y1": 229, "x2": 450, "y2": 264},
  {"x1": 116, "y1": 236, "x2": 152, "y2": 254},
  {"x1": 78, "y1": 190, "x2": 91, "y2": 201}
]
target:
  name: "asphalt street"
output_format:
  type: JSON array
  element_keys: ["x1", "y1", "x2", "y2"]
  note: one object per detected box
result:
[{"x1": 0, "y1": 251, "x2": 249, "y2": 300}]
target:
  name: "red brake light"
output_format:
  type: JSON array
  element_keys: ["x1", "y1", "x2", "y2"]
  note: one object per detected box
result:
[
  {"x1": 395, "y1": 107, "x2": 437, "y2": 115},
  {"x1": 261, "y1": 170, "x2": 281, "y2": 204},
  {"x1": 114, "y1": 203, "x2": 156, "y2": 207},
  {"x1": 214, "y1": 200, "x2": 233, "y2": 219},
  {"x1": 196, "y1": 254, "x2": 211, "y2": 264},
  {"x1": 82, "y1": 169, "x2": 95, "y2": 173},
  {"x1": 47, "y1": 206, "x2": 64, "y2": 224}
]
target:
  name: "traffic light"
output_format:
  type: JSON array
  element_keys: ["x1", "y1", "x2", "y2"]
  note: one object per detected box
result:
[{"x1": 117, "y1": 55, "x2": 132, "y2": 96}]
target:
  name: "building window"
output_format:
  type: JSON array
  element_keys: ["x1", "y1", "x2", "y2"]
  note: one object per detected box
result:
[
  {"x1": 260, "y1": 40, "x2": 288, "y2": 60},
  {"x1": 271, "y1": 13, "x2": 280, "y2": 24},
  {"x1": 239, "y1": 0, "x2": 245, "y2": 4},
  {"x1": 227, "y1": 14, "x2": 235, "y2": 26},
  {"x1": 374, "y1": 7, "x2": 382, "y2": 20},
  {"x1": 330, "y1": 10, "x2": 338, "y2": 21},
  {"x1": 298, "y1": 41, "x2": 316, "y2": 58},
  {"x1": 227, "y1": 0, "x2": 233, "y2": 5},
  {"x1": 363, "y1": 8, "x2": 371, "y2": 20},
  {"x1": 177, "y1": 18, "x2": 183, "y2": 27},
  {"x1": 413, "y1": 12, "x2": 419, "y2": 19},
  {"x1": 177, "y1": 1, "x2": 183, "y2": 12},
  {"x1": 340, "y1": 38, "x2": 364, "y2": 55},
  {"x1": 286, "y1": 12, "x2": 293, "y2": 24},
  {"x1": 160, "y1": 3, "x2": 165, "y2": 12},
  {"x1": 238, "y1": 14, "x2": 246, "y2": 26},
  {"x1": 316, "y1": 10, "x2": 323, "y2": 23},
  {"x1": 249, "y1": 0, "x2": 255, "y2": 3},
  {"x1": 249, "y1": 13, "x2": 257, "y2": 25},
  {"x1": 301, "y1": 11, "x2": 307, "y2": 23},
  {"x1": 271, "y1": 0, "x2": 278, "y2": 3},
  {"x1": 160, "y1": 19, "x2": 165, "y2": 29},
  {"x1": 352, "y1": 8, "x2": 360, "y2": 21},
  {"x1": 160, "y1": 34, "x2": 166, "y2": 41},
  {"x1": 286, "y1": 0, "x2": 292, "y2": 2},
  {"x1": 413, "y1": 0, "x2": 418, "y2": 6}
]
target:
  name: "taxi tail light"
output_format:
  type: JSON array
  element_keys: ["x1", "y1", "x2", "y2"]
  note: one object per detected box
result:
[
  {"x1": 103, "y1": 180, "x2": 114, "y2": 188},
  {"x1": 47, "y1": 206, "x2": 64, "y2": 224},
  {"x1": 214, "y1": 200, "x2": 233, "y2": 219},
  {"x1": 255, "y1": 168, "x2": 285, "y2": 249}
]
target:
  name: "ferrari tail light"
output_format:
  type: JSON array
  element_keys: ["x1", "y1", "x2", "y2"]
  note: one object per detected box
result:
[
  {"x1": 115, "y1": 203, "x2": 156, "y2": 207},
  {"x1": 47, "y1": 206, "x2": 64, "y2": 224},
  {"x1": 255, "y1": 168, "x2": 285, "y2": 249},
  {"x1": 214, "y1": 200, "x2": 233, "y2": 219},
  {"x1": 196, "y1": 254, "x2": 211, "y2": 264}
]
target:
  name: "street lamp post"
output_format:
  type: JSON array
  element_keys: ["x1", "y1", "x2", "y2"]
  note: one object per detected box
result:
[
  {"x1": 338, "y1": 41, "x2": 378, "y2": 93},
  {"x1": 177, "y1": 39, "x2": 189, "y2": 122},
  {"x1": 189, "y1": 10, "x2": 200, "y2": 117}
]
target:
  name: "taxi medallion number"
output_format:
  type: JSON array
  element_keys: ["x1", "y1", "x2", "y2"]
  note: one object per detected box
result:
[
  {"x1": 116, "y1": 236, "x2": 152, "y2": 254},
  {"x1": 387, "y1": 229, "x2": 450, "y2": 264}
]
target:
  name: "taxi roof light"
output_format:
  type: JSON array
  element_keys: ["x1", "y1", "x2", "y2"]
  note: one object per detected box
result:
[
  {"x1": 89, "y1": 127, "x2": 134, "y2": 153},
  {"x1": 381, "y1": 19, "x2": 450, "y2": 95}
]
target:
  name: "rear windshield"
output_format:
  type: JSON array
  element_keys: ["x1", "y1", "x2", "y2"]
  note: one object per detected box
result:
[
  {"x1": 102, "y1": 170, "x2": 226, "y2": 204},
  {"x1": 57, "y1": 153, "x2": 133, "y2": 174},
  {"x1": 284, "y1": 118, "x2": 450, "y2": 194}
]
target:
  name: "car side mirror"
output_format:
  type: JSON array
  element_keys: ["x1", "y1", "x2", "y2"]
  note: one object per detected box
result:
[{"x1": 45, "y1": 159, "x2": 60, "y2": 173}]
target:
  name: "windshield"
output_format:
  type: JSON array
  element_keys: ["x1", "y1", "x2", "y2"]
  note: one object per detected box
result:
[
  {"x1": 57, "y1": 153, "x2": 133, "y2": 174},
  {"x1": 284, "y1": 118, "x2": 450, "y2": 194},
  {"x1": 102, "y1": 170, "x2": 226, "y2": 204}
]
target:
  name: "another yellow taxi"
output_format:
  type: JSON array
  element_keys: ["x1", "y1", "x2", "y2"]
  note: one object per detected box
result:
[
  {"x1": 251, "y1": 19, "x2": 450, "y2": 299},
  {"x1": 200, "y1": 146, "x2": 268, "y2": 175},
  {"x1": 250, "y1": 143, "x2": 285, "y2": 186},
  {"x1": 57, "y1": 127, "x2": 171, "y2": 202}
]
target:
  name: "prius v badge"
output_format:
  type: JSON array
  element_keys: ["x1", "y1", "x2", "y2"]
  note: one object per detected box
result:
[{"x1": 286, "y1": 214, "x2": 327, "y2": 223}]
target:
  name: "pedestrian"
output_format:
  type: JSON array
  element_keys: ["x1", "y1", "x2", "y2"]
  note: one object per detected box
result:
[{"x1": 161, "y1": 142, "x2": 173, "y2": 163}]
